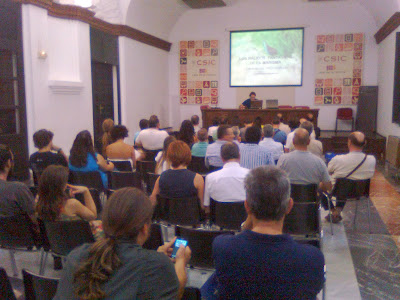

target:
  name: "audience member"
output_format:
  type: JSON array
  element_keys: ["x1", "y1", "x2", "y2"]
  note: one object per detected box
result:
[
  {"x1": 326, "y1": 131, "x2": 376, "y2": 222},
  {"x1": 208, "y1": 117, "x2": 220, "y2": 140},
  {"x1": 285, "y1": 118, "x2": 316, "y2": 152},
  {"x1": 240, "y1": 91, "x2": 256, "y2": 109},
  {"x1": 29, "y1": 129, "x2": 68, "y2": 179},
  {"x1": 135, "y1": 115, "x2": 169, "y2": 150},
  {"x1": 231, "y1": 126, "x2": 241, "y2": 143},
  {"x1": 204, "y1": 143, "x2": 249, "y2": 209},
  {"x1": 239, "y1": 118, "x2": 253, "y2": 142},
  {"x1": 100, "y1": 119, "x2": 114, "y2": 156},
  {"x1": 191, "y1": 115, "x2": 201, "y2": 133},
  {"x1": 191, "y1": 128, "x2": 209, "y2": 157},
  {"x1": 205, "y1": 125, "x2": 234, "y2": 169},
  {"x1": 278, "y1": 128, "x2": 331, "y2": 191},
  {"x1": 211, "y1": 117, "x2": 229, "y2": 141},
  {"x1": 54, "y1": 188, "x2": 191, "y2": 299},
  {"x1": 253, "y1": 116, "x2": 262, "y2": 130},
  {"x1": 272, "y1": 116, "x2": 287, "y2": 145},
  {"x1": 155, "y1": 136, "x2": 176, "y2": 175},
  {"x1": 106, "y1": 125, "x2": 137, "y2": 168},
  {"x1": 133, "y1": 119, "x2": 149, "y2": 144},
  {"x1": 179, "y1": 120, "x2": 197, "y2": 148},
  {"x1": 202, "y1": 166, "x2": 325, "y2": 299},
  {"x1": 69, "y1": 131, "x2": 114, "y2": 189},
  {"x1": 276, "y1": 113, "x2": 291, "y2": 134},
  {"x1": 307, "y1": 113, "x2": 321, "y2": 139},
  {"x1": 259, "y1": 124, "x2": 284, "y2": 163},
  {"x1": 289, "y1": 121, "x2": 323, "y2": 159},
  {"x1": 239, "y1": 126, "x2": 274, "y2": 169},
  {"x1": 151, "y1": 141, "x2": 205, "y2": 208},
  {"x1": 231, "y1": 115, "x2": 241, "y2": 128}
]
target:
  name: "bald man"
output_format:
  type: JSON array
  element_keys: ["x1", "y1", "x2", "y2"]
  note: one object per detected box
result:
[
  {"x1": 285, "y1": 118, "x2": 316, "y2": 152},
  {"x1": 327, "y1": 131, "x2": 376, "y2": 222}
]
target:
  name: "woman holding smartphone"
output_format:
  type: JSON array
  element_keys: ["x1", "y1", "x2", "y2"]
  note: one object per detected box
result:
[{"x1": 54, "y1": 187, "x2": 191, "y2": 300}]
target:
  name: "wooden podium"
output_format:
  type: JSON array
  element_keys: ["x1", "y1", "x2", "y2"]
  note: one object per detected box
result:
[{"x1": 201, "y1": 108, "x2": 319, "y2": 129}]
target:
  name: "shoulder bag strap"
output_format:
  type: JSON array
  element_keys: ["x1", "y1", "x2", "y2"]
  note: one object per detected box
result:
[{"x1": 345, "y1": 154, "x2": 368, "y2": 178}]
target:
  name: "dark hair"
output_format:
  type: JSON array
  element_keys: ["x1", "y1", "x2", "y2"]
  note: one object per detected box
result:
[
  {"x1": 167, "y1": 140, "x2": 191, "y2": 168},
  {"x1": 73, "y1": 188, "x2": 153, "y2": 299},
  {"x1": 300, "y1": 121, "x2": 314, "y2": 135},
  {"x1": 272, "y1": 116, "x2": 281, "y2": 125},
  {"x1": 212, "y1": 117, "x2": 221, "y2": 126},
  {"x1": 139, "y1": 119, "x2": 149, "y2": 130},
  {"x1": 349, "y1": 132, "x2": 366, "y2": 148},
  {"x1": 217, "y1": 125, "x2": 231, "y2": 140},
  {"x1": 101, "y1": 119, "x2": 114, "y2": 156},
  {"x1": 245, "y1": 126, "x2": 261, "y2": 144},
  {"x1": 110, "y1": 125, "x2": 129, "y2": 142},
  {"x1": 197, "y1": 128, "x2": 208, "y2": 142},
  {"x1": 231, "y1": 115, "x2": 241, "y2": 127},
  {"x1": 33, "y1": 129, "x2": 54, "y2": 149},
  {"x1": 221, "y1": 142, "x2": 240, "y2": 161},
  {"x1": 36, "y1": 165, "x2": 69, "y2": 221},
  {"x1": 253, "y1": 116, "x2": 262, "y2": 129},
  {"x1": 155, "y1": 135, "x2": 176, "y2": 172},
  {"x1": 149, "y1": 115, "x2": 159, "y2": 128},
  {"x1": 179, "y1": 120, "x2": 195, "y2": 146},
  {"x1": 220, "y1": 117, "x2": 230, "y2": 125},
  {"x1": 288, "y1": 118, "x2": 300, "y2": 130},
  {"x1": 191, "y1": 115, "x2": 200, "y2": 126},
  {"x1": 70, "y1": 131, "x2": 96, "y2": 168},
  {"x1": 0, "y1": 145, "x2": 12, "y2": 172},
  {"x1": 249, "y1": 92, "x2": 256, "y2": 97},
  {"x1": 245, "y1": 166, "x2": 291, "y2": 221}
]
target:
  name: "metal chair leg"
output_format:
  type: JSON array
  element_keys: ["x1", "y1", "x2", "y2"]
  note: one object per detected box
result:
[
  {"x1": 367, "y1": 197, "x2": 372, "y2": 234},
  {"x1": 8, "y1": 250, "x2": 18, "y2": 277},
  {"x1": 39, "y1": 249, "x2": 48, "y2": 275},
  {"x1": 326, "y1": 195, "x2": 334, "y2": 235},
  {"x1": 353, "y1": 201, "x2": 358, "y2": 230}
]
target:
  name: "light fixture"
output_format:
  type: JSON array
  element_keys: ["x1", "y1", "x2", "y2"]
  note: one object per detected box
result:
[{"x1": 38, "y1": 50, "x2": 48, "y2": 59}]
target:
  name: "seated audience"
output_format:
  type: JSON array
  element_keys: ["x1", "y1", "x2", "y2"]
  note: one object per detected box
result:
[
  {"x1": 99, "y1": 118, "x2": 114, "y2": 157},
  {"x1": 259, "y1": 124, "x2": 284, "y2": 163},
  {"x1": 191, "y1": 128, "x2": 209, "y2": 157},
  {"x1": 202, "y1": 166, "x2": 325, "y2": 299},
  {"x1": 285, "y1": 118, "x2": 316, "y2": 152},
  {"x1": 155, "y1": 136, "x2": 176, "y2": 175},
  {"x1": 276, "y1": 113, "x2": 291, "y2": 135},
  {"x1": 239, "y1": 126, "x2": 274, "y2": 169},
  {"x1": 205, "y1": 125, "x2": 234, "y2": 169},
  {"x1": 69, "y1": 131, "x2": 114, "y2": 189},
  {"x1": 231, "y1": 126, "x2": 241, "y2": 143},
  {"x1": 29, "y1": 129, "x2": 68, "y2": 178},
  {"x1": 179, "y1": 120, "x2": 197, "y2": 148},
  {"x1": 253, "y1": 116, "x2": 262, "y2": 130},
  {"x1": 151, "y1": 141, "x2": 204, "y2": 208},
  {"x1": 272, "y1": 116, "x2": 287, "y2": 145},
  {"x1": 54, "y1": 188, "x2": 191, "y2": 299},
  {"x1": 204, "y1": 143, "x2": 249, "y2": 209},
  {"x1": 134, "y1": 119, "x2": 149, "y2": 144},
  {"x1": 135, "y1": 115, "x2": 169, "y2": 150},
  {"x1": 278, "y1": 128, "x2": 331, "y2": 191},
  {"x1": 239, "y1": 119, "x2": 253, "y2": 142},
  {"x1": 326, "y1": 131, "x2": 376, "y2": 222},
  {"x1": 289, "y1": 121, "x2": 323, "y2": 159},
  {"x1": 307, "y1": 113, "x2": 321, "y2": 139},
  {"x1": 106, "y1": 125, "x2": 137, "y2": 168},
  {"x1": 191, "y1": 115, "x2": 201, "y2": 133},
  {"x1": 208, "y1": 117, "x2": 220, "y2": 141}
]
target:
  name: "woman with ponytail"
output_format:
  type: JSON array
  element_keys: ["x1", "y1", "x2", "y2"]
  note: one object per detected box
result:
[{"x1": 54, "y1": 188, "x2": 191, "y2": 299}]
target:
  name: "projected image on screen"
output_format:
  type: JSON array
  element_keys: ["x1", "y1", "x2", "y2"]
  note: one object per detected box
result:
[{"x1": 230, "y1": 28, "x2": 304, "y2": 87}]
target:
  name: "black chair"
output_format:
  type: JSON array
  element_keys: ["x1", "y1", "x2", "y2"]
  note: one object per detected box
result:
[
  {"x1": 142, "y1": 223, "x2": 163, "y2": 250},
  {"x1": 29, "y1": 186, "x2": 38, "y2": 198},
  {"x1": 0, "y1": 268, "x2": 16, "y2": 300},
  {"x1": 158, "y1": 196, "x2": 201, "y2": 226},
  {"x1": 210, "y1": 200, "x2": 247, "y2": 231},
  {"x1": 69, "y1": 171, "x2": 104, "y2": 191},
  {"x1": 182, "y1": 287, "x2": 201, "y2": 300},
  {"x1": 136, "y1": 161, "x2": 157, "y2": 192},
  {"x1": 208, "y1": 165, "x2": 222, "y2": 173},
  {"x1": 328, "y1": 178, "x2": 372, "y2": 233},
  {"x1": 188, "y1": 156, "x2": 209, "y2": 174},
  {"x1": 0, "y1": 215, "x2": 46, "y2": 276},
  {"x1": 147, "y1": 172, "x2": 160, "y2": 194},
  {"x1": 30, "y1": 163, "x2": 43, "y2": 186},
  {"x1": 22, "y1": 269, "x2": 59, "y2": 300},
  {"x1": 175, "y1": 226, "x2": 234, "y2": 269},
  {"x1": 109, "y1": 160, "x2": 133, "y2": 172},
  {"x1": 44, "y1": 220, "x2": 95, "y2": 257},
  {"x1": 110, "y1": 171, "x2": 142, "y2": 190},
  {"x1": 75, "y1": 188, "x2": 103, "y2": 214},
  {"x1": 143, "y1": 149, "x2": 160, "y2": 161}
]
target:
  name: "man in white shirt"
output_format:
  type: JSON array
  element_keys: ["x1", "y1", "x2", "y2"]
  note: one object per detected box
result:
[
  {"x1": 204, "y1": 142, "x2": 249, "y2": 209},
  {"x1": 191, "y1": 115, "x2": 201, "y2": 134},
  {"x1": 135, "y1": 115, "x2": 169, "y2": 150},
  {"x1": 276, "y1": 113, "x2": 291, "y2": 135},
  {"x1": 259, "y1": 124, "x2": 284, "y2": 163},
  {"x1": 285, "y1": 118, "x2": 316, "y2": 152},
  {"x1": 289, "y1": 121, "x2": 323, "y2": 159},
  {"x1": 327, "y1": 131, "x2": 376, "y2": 222}
]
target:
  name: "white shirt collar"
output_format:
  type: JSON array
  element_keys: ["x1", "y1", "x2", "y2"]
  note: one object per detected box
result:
[{"x1": 223, "y1": 161, "x2": 240, "y2": 168}]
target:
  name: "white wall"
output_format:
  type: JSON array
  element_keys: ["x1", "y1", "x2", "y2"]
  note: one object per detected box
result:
[
  {"x1": 377, "y1": 29, "x2": 400, "y2": 137},
  {"x1": 168, "y1": 0, "x2": 379, "y2": 130},
  {"x1": 119, "y1": 37, "x2": 170, "y2": 144},
  {"x1": 22, "y1": 4, "x2": 93, "y2": 155}
]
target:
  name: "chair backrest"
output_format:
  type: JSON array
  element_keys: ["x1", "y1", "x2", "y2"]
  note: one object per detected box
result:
[
  {"x1": 75, "y1": 188, "x2": 103, "y2": 214},
  {"x1": 332, "y1": 178, "x2": 370, "y2": 200},
  {"x1": 0, "y1": 215, "x2": 37, "y2": 249},
  {"x1": 337, "y1": 107, "x2": 353, "y2": 119},
  {"x1": 175, "y1": 226, "x2": 234, "y2": 268},
  {"x1": 182, "y1": 287, "x2": 202, "y2": 300},
  {"x1": 22, "y1": 269, "x2": 59, "y2": 300},
  {"x1": 143, "y1": 150, "x2": 160, "y2": 161},
  {"x1": 69, "y1": 171, "x2": 104, "y2": 191},
  {"x1": 188, "y1": 156, "x2": 208, "y2": 174},
  {"x1": 30, "y1": 163, "x2": 43, "y2": 186},
  {"x1": 158, "y1": 196, "x2": 201, "y2": 226},
  {"x1": 147, "y1": 173, "x2": 160, "y2": 194},
  {"x1": 211, "y1": 200, "x2": 246, "y2": 230},
  {"x1": 136, "y1": 161, "x2": 157, "y2": 180},
  {"x1": 109, "y1": 160, "x2": 133, "y2": 172},
  {"x1": 294, "y1": 106, "x2": 310, "y2": 109},
  {"x1": 290, "y1": 184, "x2": 318, "y2": 203},
  {"x1": 110, "y1": 171, "x2": 142, "y2": 190},
  {"x1": 208, "y1": 165, "x2": 222, "y2": 173},
  {"x1": 44, "y1": 220, "x2": 95, "y2": 257},
  {"x1": 0, "y1": 268, "x2": 16, "y2": 300},
  {"x1": 142, "y1": 223, "x2": 163, "y2": 250}
]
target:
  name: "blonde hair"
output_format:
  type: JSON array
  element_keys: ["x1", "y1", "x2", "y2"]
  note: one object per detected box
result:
[{"x1": 101, "y1": 119, "x2": 114, "y2": 156}]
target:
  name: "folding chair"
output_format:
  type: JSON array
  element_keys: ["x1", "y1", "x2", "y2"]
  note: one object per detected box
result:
[
  {"x1": 22, "y1": 269, "x2": 59, "y2": 300},
  {"x1": 0, "y1": 268, "x2": 16, "y2": 300},
  {"x1": 69, "y1": 171, "x2": 104, "y2": 191},
  {"x1": 158, "y1": 196, "x2": 201, "y2": 226},
  {"x1": 109, "y1": 160, "x2": 133, "y2": 172},
  {"x1": 147, "y1": 172, "x2": 160, "y2": 194},
  {"x1": 335, "y1": 108, "x2": 354, "y2": 132},
  {"x1": 75, "y1": 188, "x2": 103, "y2": 214},
  {"x1": 136, "y1": 161, "x2": 157, "y2": 192},
  {"x1": 188, "y1": 156, "x2": 209, "y2": 174},
  {"x1": 142, "y1": 223, "x2": 164, "y2": 250},
  {"x1": 143, "y1": 150, "x2": 160, "y2": 161},
  {"x1": 210, "y1": 199, "x2": 246, "y2": 231},
  {"x1": 110, "y1": 171, "x2": 142, "y2": 190}
]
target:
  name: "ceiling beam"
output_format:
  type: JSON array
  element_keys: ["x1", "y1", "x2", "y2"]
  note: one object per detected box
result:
[{"x1": 375, "y1": 12, "x2": 400, "y2": 44}]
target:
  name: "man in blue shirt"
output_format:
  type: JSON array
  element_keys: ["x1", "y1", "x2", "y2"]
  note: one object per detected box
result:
[
  {"x1": 202, "y1": 166, "x2": 325, "y2": 299},
  {"x1": 205, "y1": 125, "x2": 234, "y2": 169},
  {"x1": 272, "y1": 116, "x2": 287, "y2": 145},
  {"x1": 240, "y1": 91, "x2": 257, "y2": 109}
]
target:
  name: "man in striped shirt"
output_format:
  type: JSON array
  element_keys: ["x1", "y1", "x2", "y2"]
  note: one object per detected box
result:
[{"x1": 239, "y1": 126, "x2": 274, "y2": 169}]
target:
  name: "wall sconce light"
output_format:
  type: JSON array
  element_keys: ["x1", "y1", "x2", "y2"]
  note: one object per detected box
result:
[{"x1": 38, "y1": 50, "x2": 48, "y2": 59}]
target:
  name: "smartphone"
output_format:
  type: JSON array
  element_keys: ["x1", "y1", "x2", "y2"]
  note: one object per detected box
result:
[{"x1": 171, "y1": 238, "x2": 188, "y2": 258}]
